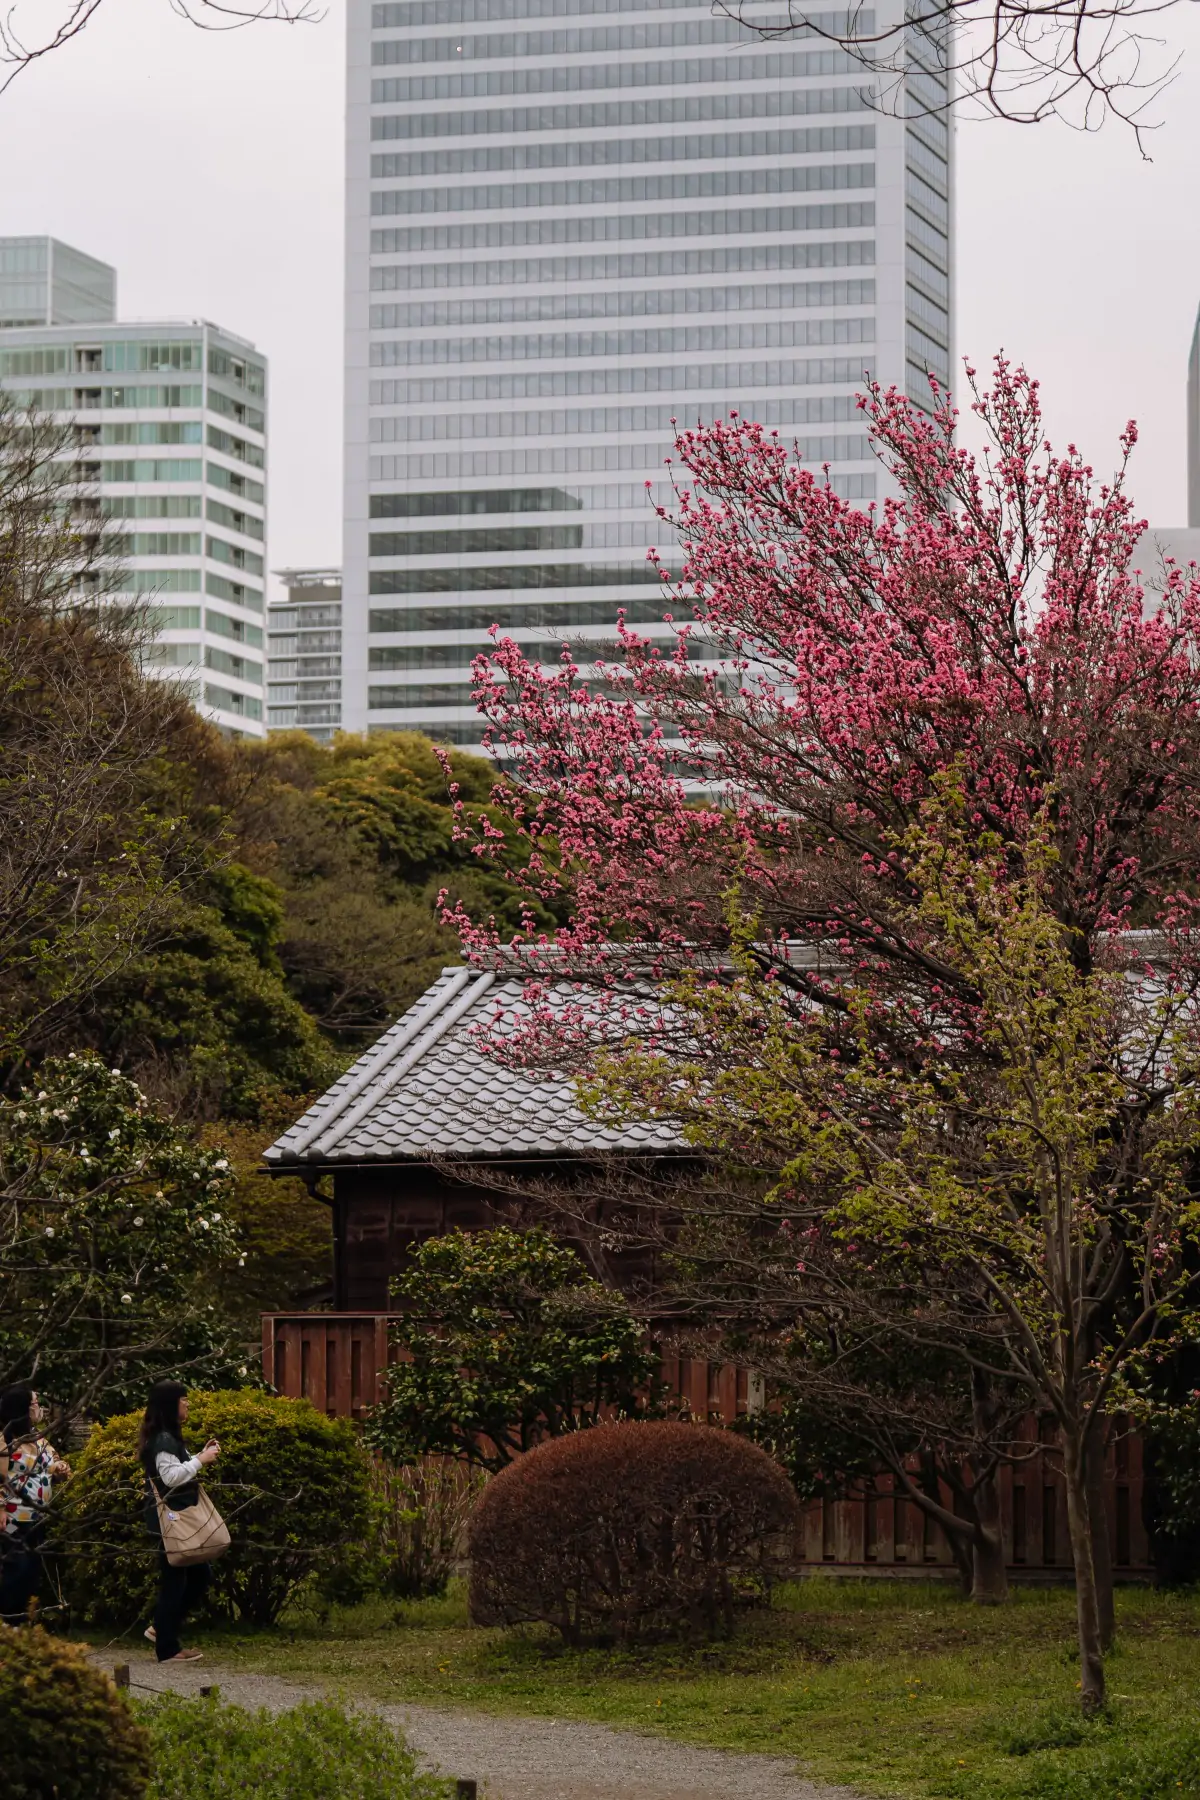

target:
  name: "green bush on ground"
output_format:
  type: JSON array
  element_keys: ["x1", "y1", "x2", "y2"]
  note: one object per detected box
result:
[
  {"x1": 58, "y1": 1389, "x2": 372, "y2": 1627},
  {"x1": 995, "y1": 1718, "x2": 1200, "y2": 1800},
  {"x1": 138, "y1": 1694, "x2": 450, "y2": 1800},
  {"x1": 0, "y1": 1625, "x2": 151, "y2": 1800}
]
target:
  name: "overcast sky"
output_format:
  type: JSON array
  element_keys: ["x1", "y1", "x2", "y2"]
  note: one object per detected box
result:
[{"x1": 3, "y1": 0, "x2": 1200, "y2": 600}]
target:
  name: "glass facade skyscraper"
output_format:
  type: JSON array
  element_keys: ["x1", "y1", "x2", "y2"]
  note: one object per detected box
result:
[
  {"x1": 0, "y1": 237, "x2": 116, "y2": 329},
  {"x1": 0, "y1": 302, "x2": 269, "y2": 737},
  {"x1": 342, "y1": 0, "x2": 953, "y2": 743}
]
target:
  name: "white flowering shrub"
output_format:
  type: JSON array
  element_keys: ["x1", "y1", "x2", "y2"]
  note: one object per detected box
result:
[{"x1": 0, "y1": 1054, "x2": 252, "y2": 1418}]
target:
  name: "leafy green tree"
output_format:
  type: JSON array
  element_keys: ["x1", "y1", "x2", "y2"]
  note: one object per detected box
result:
[
  {"x1": 0, "y1": 1055, "x2": 253, "y2": 1418},
  {"x1": 90, "y1": 860, "x2": 338, "y2": 1121},
  {"x1": 230, "y1": 731, "x2": 558, "y2": 1047},
  {"x1": 366, "y1": 1227, "x2": 660, "y2": 1472},
  {"x1": 203, "y1": 1104, "x2": 334, "y2": 1324},
  {"x1": 581, "y1": 805, "x2": 1200, "y2": 1710}
]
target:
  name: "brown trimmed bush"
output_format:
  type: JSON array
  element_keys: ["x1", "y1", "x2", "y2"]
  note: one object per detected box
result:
[
  {"x1": 467, "y1": 1420, "x2": 800, "y2": 1643},
  {"x1": 0, "y1": 1626, "x2": 151, "y2": 1799}
]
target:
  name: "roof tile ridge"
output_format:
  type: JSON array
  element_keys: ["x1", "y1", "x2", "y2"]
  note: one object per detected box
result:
[
  {"x1": 284, "y1": 966, "x2": 475, "y2": 1158},
  {"x1": 314, "y1": 970, "x2": 498, "y2": 1159}
]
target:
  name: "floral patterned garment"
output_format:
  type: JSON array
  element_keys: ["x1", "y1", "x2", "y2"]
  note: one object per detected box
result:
[{"x1": 3, "y1": 1437, "x2": 56, "y2": 1534}]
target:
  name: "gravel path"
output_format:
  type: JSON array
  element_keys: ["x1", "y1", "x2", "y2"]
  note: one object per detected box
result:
[{"x1": 91, "y1": 1648, "x2": 865, "y2": 1800}]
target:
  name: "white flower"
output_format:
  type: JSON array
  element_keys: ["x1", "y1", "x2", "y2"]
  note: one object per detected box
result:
[
  {"x1": 198, "y1": 1218, "x2": 210, "y2": 1230},
  {"x1": 79, "y1": 1148, "x2": 90, "y2": 1161},
  {"x1": 211, "y1": 1211, "x2": 222, "y2": 1222},
  {"x1": 111, "y1": 1068, "x2": 121, "y2": 1077},
  {"x1": 121, "y1": 1292, "x2": 133, "y2": 1303},
  {"x1": 214, "y1": 1158, "x2": 229, "y2": 1172},
  {"x1": 108, "y1": 1128, "x2": 120, "y2": 1141},
  {"x1": 132, "y1": 1216, "x2": 144, "y2": 1227},
  {"x1": 237, "y1": 1256, "x2": 246, "y2": 1266},
  {"x1": 37, "y1": 1091, "x2": 47, "y2": 1101},
  {"x1": 44, "y1": 1227, "x2": 55, "y2": 1237}
]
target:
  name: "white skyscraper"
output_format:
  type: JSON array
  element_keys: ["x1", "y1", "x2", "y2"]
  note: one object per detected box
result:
[
  {"x1": 341, "y1": 1, "x2": 953, "y2": 745},
  {"x1": 267, "y1": 568, "x2": 344, "y2": 741},
  {"x1": 0, "y1": 244, "x2": 268, "y2": 738}
]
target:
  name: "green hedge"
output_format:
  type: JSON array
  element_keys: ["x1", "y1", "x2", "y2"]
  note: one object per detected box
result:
[
  {"x1": 0, "y1": 1626, "x2": 151, "y2": 1800},
  {"x1": 57, "y1": 1389, "x2": 372, "y2": 1626},
  {"x1": 139, "y1": 1694, "x2": 450, "y2": 1800}
]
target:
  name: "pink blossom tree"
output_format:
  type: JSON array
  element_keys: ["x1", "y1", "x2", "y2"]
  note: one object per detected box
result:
[{"x1": 447, "y1": 361, "x2": 1200, "y2": 1710}]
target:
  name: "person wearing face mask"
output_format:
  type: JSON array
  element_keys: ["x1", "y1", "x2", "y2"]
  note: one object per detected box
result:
[
  {"x1": 138, "y1": 1380, "x2": 221, "y2": 1664},
  {"x1": 0, "y1": 1385, "x2": 71, "y2": 1626}
]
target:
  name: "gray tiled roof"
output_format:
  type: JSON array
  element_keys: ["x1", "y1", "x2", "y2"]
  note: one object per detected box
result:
[{"x1": 264, "y1": 964, "x2": 685, "y2": 1167}]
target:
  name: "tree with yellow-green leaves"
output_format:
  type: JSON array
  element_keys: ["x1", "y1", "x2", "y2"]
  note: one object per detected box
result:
[{"x1": 577, "y1": 801, "x2": 1200, "y2": 1712}]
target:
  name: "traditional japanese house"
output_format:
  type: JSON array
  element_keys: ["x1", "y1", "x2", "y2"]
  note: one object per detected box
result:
[{"x1": 262, "y1": 958, "x2": 1154, "y2": 1582}]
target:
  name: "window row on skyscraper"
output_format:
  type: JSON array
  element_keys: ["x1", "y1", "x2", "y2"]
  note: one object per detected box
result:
[
  {"x1": 369, "y1": 319, "x2": 874, "y2": 366},
  {"x1": 369, "y1": 280, "x2": 876, "y2": 327},
  {"x1": 370, "y1": 393, "x2": 867, "y2": 443},
  {"x1": 372, "y1": 16, "x2": 783, "y2": 58},
  {"x1": 370, "y1": 49, "x2": 865, "y2": 102},
  {"x1": 371, "y1": 164, "x2": 874, "y2": 217},
  {"x1": 371, "y1": 126, "x2": 875, "y2": 178},
  {"x1": 371, "y1": 86, "x2": 874, "y2": 137},
  {"x1": 371, "y1": 240, "x2": 876, "y2": 288},
  {"x1": 368, "y1": 595, "x2": 679, "y2": 630},
  {"x1": 371, "y1": 202, "x2": 875, "y2": 252},
  {"x1": 370, "y1": 357, "x2": 873, "y2": 405},
  {"x1": 372, "y1": 0, "x2": 868, "y2": 23}
]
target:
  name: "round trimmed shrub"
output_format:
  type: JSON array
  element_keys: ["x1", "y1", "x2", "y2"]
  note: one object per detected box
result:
[
  {"x1": 0, "y1": 1625, "x2": 151, "y2": 1799},
  {"x1": 57, "y1": 1389, "x2": 372, "y2": 1627},
  {"x1": 467, "y1": 1420, "x2": 800, "y2": 1643}
]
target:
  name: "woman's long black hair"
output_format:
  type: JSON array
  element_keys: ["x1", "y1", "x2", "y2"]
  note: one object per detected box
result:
[
  {"x1": 137, "y1": 1380, "x2": 188, "y2": 1458},
  {"x1": 0, "y1": 1384, "x2": 34, "y2": 1448}
]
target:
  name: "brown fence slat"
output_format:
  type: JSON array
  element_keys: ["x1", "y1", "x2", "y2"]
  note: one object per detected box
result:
[{"x1": 261, "y1": 1317, "x2": 1154, "y2": 1576}]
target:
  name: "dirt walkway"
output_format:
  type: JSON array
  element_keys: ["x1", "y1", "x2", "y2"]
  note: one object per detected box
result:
[{"x1": 92, "y1": 1649, "x2": 865, "y2": 1800}]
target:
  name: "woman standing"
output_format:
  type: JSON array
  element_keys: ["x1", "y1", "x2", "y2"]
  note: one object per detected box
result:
[
  {"x1": 0, "y1": 1385, "x2": 71, "y2": 1625},
  {"x1": 139, "y1": 1381, "x2": 220, "y2": 1664}
]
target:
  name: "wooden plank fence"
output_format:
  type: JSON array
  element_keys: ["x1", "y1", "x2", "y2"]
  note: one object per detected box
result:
[{"x1": 262, "y1": 1313, "x2": 1153, "y2": 1578}]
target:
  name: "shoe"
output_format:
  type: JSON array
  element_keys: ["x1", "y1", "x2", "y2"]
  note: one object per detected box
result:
[
  {"x1": 144, "y1": 1626, "x2": 156, "y2": 1644},
  {"x1": 162, "y1": 1649, "x2": 204, "y2": 1662}
]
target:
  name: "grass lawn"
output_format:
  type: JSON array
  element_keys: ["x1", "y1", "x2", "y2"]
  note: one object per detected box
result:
[{"x1": 179, "y1": 1576, "x2": 1200, "y2": 1800}]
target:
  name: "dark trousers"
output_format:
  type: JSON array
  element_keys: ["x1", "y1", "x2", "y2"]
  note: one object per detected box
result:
[
  {"x1": 154, "y1": 1555, "x2": 209, "y2": 1660},
  {"x1": 0, "y1": 1534, "x2": 40, "y2": 1625}
]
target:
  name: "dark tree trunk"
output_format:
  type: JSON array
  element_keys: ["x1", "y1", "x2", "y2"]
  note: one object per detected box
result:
[
  {"x1": 1085, "y1": 1422, "x2": 1115, "y2": 1651},
  {"x1": 969, "y1": 1467, "x2": 1009, "y2": 1605},
  {"x1": 1063, "y1": 1430, "x2": 1106, "y2": 1713}
]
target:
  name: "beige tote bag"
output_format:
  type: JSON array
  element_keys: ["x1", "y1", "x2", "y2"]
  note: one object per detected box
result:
[{"x1": 152, "y1": 1481, "x2": 231, "y2": 1568}]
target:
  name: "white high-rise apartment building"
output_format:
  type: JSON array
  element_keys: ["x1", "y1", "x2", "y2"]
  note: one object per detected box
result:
[
  {"x1": 0, "y1": 245, "x2": 268, "y2": 738},
  {"x1": 342, "y1": 1, "x2": 953, "y2": 745},
  {"x1": 267, "y1": 568, "x2": 344, "y2": 741}
]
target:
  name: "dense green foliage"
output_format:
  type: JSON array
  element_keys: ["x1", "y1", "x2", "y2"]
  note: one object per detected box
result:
[
  {"x1": 228, "y1": 730, "x2": 555, "y2": 1052},
  {"x1": 0, "y1": 1626, "x2": 151, "y2": 1800},
  {"x1": 59, "y1": 1390, "x2": 372, "y2": 1625},
  {"x1": 366, "y1": 1227, "x2": 660, "y2": 1471},
  {"x1": 137, "y1": 1695, "x2": 450, "y2": 1800},
  {"x1": 0, "y1": 1057, "x2": 249, "y2": 1416}
]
